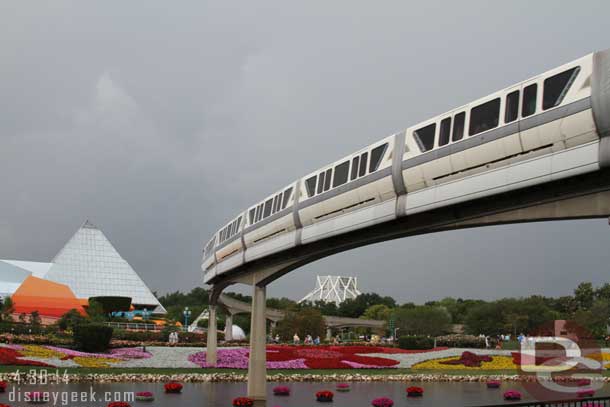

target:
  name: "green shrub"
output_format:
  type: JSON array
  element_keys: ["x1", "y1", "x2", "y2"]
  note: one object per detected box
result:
[
  {"x1": 398, "y1": 335, "x2": 434, "y2": 350},
  {"x1": 73, "y1": 324, "x2": 113, "y2": 352},
  {"x1": 88, "y1": 297, "x2": 132, "y2": 314}
]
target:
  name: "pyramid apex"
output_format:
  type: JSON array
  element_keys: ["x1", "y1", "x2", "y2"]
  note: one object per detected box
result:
[{"x1": 82, "y1": 220, "x2": 98, "y2": 229}]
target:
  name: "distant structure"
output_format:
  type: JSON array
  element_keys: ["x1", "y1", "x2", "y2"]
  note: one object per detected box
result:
[
  {"x1": 0, "y1": 220, "x2": 165, "y2": 316},
  {"x1": 298, "y1": 275, "x2": 361, "y2": 305}
]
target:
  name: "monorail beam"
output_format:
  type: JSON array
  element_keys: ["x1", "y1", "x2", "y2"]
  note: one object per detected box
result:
[
  {"x1": 206, "y1": 304, "x2": 218, "y2": 366},
  {"x1": 247, "y1": 284, "x2": 267, "y2": 400}
]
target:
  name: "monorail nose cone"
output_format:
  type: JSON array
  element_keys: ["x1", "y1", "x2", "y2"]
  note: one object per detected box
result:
[{"x1": 593, "y1": 49, "x2": 610, "y2": 167}]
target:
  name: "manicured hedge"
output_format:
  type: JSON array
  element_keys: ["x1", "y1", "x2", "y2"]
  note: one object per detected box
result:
[
  {"x1": 89, "y1": 296, "x2": 132, "y2": 314},
  {"x1": 435, "y1": 334, "x2": 488, "y2": 348},
  {"x1": 73, "y1": 324, "x2": 114, "y2": 352},
  {"x1": 397, "y1": 335, "x2": 434, "y2": 350}
]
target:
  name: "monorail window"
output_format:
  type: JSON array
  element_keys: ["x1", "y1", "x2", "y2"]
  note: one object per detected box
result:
[
  {"x1": 414, "y1": 123, "x2": 436, "y2": 152},
  {"x1": 439, "y1": 118, "x2": 451, "y2": 146},
  {"x1": 350, "y1": 156, "x2": 360, "y2": 181},
  {"x1": 358, "y1": 152, "x2": 368, "y2": 177},
  {"x1": 369, "y1": 143, "x2": 388, "y2": 172},
  {"x1": 505, "y1": 90, "x2": 519, "y2": 123},
  {"x1": 522, "y1": 84, "x2": 537, "y2": 117},
  {"x1": 273, "y1": 194, "x2": 281, "y2": 213},
  {"x1": 317, "y1": 172, "x2": 325, "y2": 194},
  {"x1": 543, "y1": 67, "x2": 580, "y2": 110},
  {"x1": 452, "y1": 112, "x2": 465, "y2": 141},
  {"x1": 323, "y1": 168, "x2": 332, "y2": 191},
  {"x1": 333, "y1": 161, "x2": 350, "y2": 188},
  {"x1": 263, "y1": 198, "x2": 273, "y2": 218},
  {"x1": 282, "y1": 187, "x2": 293, "y2": 209},
  {"x1": 469, "y1": 98, "x2": 500, "y2": 136},
  {"x1": 305, "y1": 176, "x2": 317, "y2": 197},
  {"x1": 249, "y1": 208, "x2": 255, "y2": 224}
]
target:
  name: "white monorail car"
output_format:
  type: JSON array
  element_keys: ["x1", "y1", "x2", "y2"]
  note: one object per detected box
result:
[{"x1": 203, "y1": 49, "x2": 610, "y2": 284}]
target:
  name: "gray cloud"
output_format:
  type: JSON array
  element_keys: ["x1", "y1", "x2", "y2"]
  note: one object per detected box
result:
[{"x1": 1, "y1": 0, "x2": 609, "y2": 303}]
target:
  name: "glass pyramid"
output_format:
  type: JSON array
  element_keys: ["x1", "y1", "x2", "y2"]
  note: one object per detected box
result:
[{"x1": 46, "y1": 220, "x2": 166, "y2": 313}]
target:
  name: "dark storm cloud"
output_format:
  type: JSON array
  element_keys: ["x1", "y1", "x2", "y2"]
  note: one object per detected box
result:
[{"x1": 1, "y1": 1, "x2": 609, "y2": 303}]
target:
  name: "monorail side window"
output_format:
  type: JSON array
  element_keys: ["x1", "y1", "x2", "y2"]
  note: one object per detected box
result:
[
  {"x1": 359, "y1": 152, "x2": 368, "y2": 177},
  {"x1": 249, "y1": 208, "x2": 255, "y2": 224},
  {"x1": 282, "y1": 187, "x2": 293, "y2": 209},
  {"x1": 505, "y1": 91, "x2": 519, "y2": 123},
  {"x1": 317, "y1": 172, "x2": 325, "y2": 194},
  {"x1": 333, "y1": 161, "x2": 350, "y2": 188},
  {"x1": 543, "y1": 67, "x2": 580, "y2": 110},
  {"x1": 350, "y1": 156, "x2": 360, "y2": 181},
  {"x1": 257, "y1": 203, "x2": 264, "y2": 222},
  {"x1": 323, "y1": 168, "x2": 332, "y2": 191},
  {"x1": 522, "y1": 84, "x2": 537, "y2": 117},
  {"x1": 369, "y1": 143, "x2": 388, "y2": 172},
  {"x1": 452, "y1": 112, "x2": 465, "y2": 141},
  {"x1": 439, "y1": 118, "x2": 451, "y2": 146},
  {"x1": 469, "y1": 98, "x2": 500, "y2": 136},
  {"x1": 273, "y1": 194, "x2": 281, "y2": 213},
  {"x1": 263, "y1": 198, "x2": 273, "y2": 218},
  {"x1": 414, "y1": 123, "x2": 436, "y2": 152},
  {"x1": 305, "y1": 176, "x2": 317, "y2": 197}
]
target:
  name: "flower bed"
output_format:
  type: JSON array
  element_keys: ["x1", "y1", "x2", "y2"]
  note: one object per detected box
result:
[
  {"x1": 577, "y1": 389, "x2": 595, "y2": 398},
  {"x1": 336, "y1": 383, "x2": 350, "y2": 392},
  {"x1": 413, "y1": 353, "x2": 516, "y2": 370},
  {"x1": 372, "y1": 397, "x2": 394, "y2": 407},
  {"x1": 315, "y1": 391, "x2": 334, "y2": 403},
  {"x1": 107, "y1": 403, "x2": 131, "y2": 407},
  {"x1": 0, "y1": 381, "x2": 7, "y2": 393},
  {"x1": 272, "y1": 386, "x2": 290, "y2": 396},
  {"x1": 486, "y1": 380, "x2": 501, "y2": 389},
  {"x1": 164, "y1": 382, "x2": 183, "y2": 394},
  {"x1": 189, "y1": 346, "x2": 402, "y2": 369},
  {"x1": 232, "y1": 397, "x2": 254, "y2": 407},
  {"x1": 503, "y1": 390, "x2": 521, "y2": 400},
  {"x1": 406, "y1": 386, "x2": 423, "y2": 397},
  {"x1": 135, "y1": 391, "x2": 154, "y2": 402}
]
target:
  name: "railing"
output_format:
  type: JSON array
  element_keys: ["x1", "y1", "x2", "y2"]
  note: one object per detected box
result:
[
  {"x1": 473, "y1": 395, "x2": 610, "y2": 406},
  {"x1": 104, "y1": 322, "x2": 161, "y2": 331}
]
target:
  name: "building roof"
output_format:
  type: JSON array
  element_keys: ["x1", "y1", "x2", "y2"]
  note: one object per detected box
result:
[
  {"x1": 45, "y1": 220, "x2": 166, "y2": 313},
  {"x1": 12, "y1": 276, "x2": 86, "y2": 317},
  {"x1": 0, "y1": 260, "x2": 53, "y2": 279}
]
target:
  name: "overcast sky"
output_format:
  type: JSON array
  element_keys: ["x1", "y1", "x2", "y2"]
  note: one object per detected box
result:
[{"x1": 1, "y1": 1, "x2": 609, "y2": 304}]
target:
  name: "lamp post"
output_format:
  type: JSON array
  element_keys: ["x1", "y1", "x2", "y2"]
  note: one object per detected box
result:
[{"x1": 183, "y1": 307, "x2": 191, "y2": 331}]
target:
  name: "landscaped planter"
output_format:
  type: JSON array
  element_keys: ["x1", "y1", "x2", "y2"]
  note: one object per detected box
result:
[
  {"x1": 232, "y1": 397, "x2": 254, "y2": 407},
  {"x1": 486, "y1": 380, "x2": 501, "y2": 389},
  {"x1": 406, "y1": 386, "x2": 423, "y2": 397},
  {"x1": 336, "y1": 383, "x2": 350, "y2": 392},
  {"x1": 577, "y1": 389, "x2": 595, "y2": 398},
  {"x1": 272, "y1": 386, "x2": 290, "y2": 396},
  {"x1": 134, "y1": 391, "x2": 154, "y2": 402},
  {"x1": 164, "y1": 382, "x2": 183, "y2": 394},
  {"x1": 0, "y1": 381, "x2": 7, "y2": 393},
  {"x1": 316, "y1": 391, "x2": 334, "y2": 403},
  {"x1": 503, "y1": 390, "x2": 521, "y2": 401},
  {"x1": 371, "y1": 397, "x2": 394, "y2": 407},
  {"x1": 107, "y1": 403, "x2": 131, "y2": 407}
]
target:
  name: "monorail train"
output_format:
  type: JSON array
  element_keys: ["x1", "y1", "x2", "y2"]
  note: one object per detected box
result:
[{"x1": 203, "y1": 49, "x2": 610, "y2": 283}]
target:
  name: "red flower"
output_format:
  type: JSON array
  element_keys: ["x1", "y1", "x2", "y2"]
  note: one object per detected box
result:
[
  {"x1": 0, "y1": 381, "x2": 7, "y2": 393},
  {"x1": 440, "y1": 351, "x2": 492, "y2": 368},
  {"x1": 272, "y1": 386, "x2": 290, "y2": 396},
  {"x1": 0, "y1": 348, "x2": 53, "y2": 367},
  {"x1": 316, "y1": 391, "x2": 334, "y2": 402},
  {"x1": 266, "y1": 345, "x2": 399, "y2": 369},
  {"x1": 232, "y1": 397, "x2": 254, "y2": 407},
  {"x1": 108, "y1": 403, "x2": 131, "y2": 407},
  {"x1": 0, "y1": 404, "x2": 10, "y2": 407},
  {"x1": 406, "y1": 386, "x2": 424, "y2": 397},
  {"x1": 163, "y1": 382, "x2": 183, "y2": 393}
]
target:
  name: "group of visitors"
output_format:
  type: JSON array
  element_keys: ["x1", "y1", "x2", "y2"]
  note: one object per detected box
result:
[
  {"x1": 291, "y1": 333, "x2": 321, "y2": 345},
  {"x1": 168, "y1": 330, "x2": 180, "y2": 346}
]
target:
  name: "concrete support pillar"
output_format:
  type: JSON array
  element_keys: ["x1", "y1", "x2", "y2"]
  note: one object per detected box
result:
[
  {"x1": 225, "y1": 314, "x2": 233, "y2": 342},
  {"x1": 270, "y1": 320, "x2": 277, "y2": 332},
  {"x1": 206, "y1": 305, "x2": 218, "y2": 366},
  {"x1": 247, "y1": 285, "x2": 267, "y2": 400},
  {"x1": 326, "y1": 327, "x2": 332, "y2": 341}
]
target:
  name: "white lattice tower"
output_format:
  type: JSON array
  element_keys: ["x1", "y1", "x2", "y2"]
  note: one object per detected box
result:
[{"x1": 298, "y1": 275, "x2": 361, "y2": 305}]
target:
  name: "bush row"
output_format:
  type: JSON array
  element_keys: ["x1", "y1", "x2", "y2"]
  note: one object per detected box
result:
[{"x1": 397, "y1": 335, "x2": 435, "y2": 350}]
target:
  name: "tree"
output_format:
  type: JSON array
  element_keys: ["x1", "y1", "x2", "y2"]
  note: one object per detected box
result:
[
  {"x1": 57, "y1": 309, "x2": 87, "y2": 331},
  {"x1": 275, "y1": 308, "x2": 326, "y2": 341},
  {"x1": 86, "y1": 300, "x2": 106, "y2": 322},
  {"x1": 29, "y1": 311, "x2": 41, "y2": 327},
  {"x1": 0, "y1": 297, "x2": 14, "y2": 321},
  {"x1": 464, "y1": 302, "x2": 505, "y2": 336},
  {"x1": 395, "y1": 305, "x2": 451, "y2": 336},
  {"x1": 575, "y1": 282, "x2": 595, "y2": 310},
  {"x1": 337, "y1": 293, "x2": 396, "y2": 318},
  {"x1": 362, "y1": 304, "x2": 392, "y2": 321}
]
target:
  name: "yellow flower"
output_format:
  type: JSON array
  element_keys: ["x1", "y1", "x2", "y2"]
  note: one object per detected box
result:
[
  {"x1": 72, "y1": 357, "x2": 121, "y2": 368},
  {"x1": 413, "y1": 355, "x2": 517, "y2": 370},
  {"x1": 19, "y1": 345, "x2": 65, "y2": 359}
]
